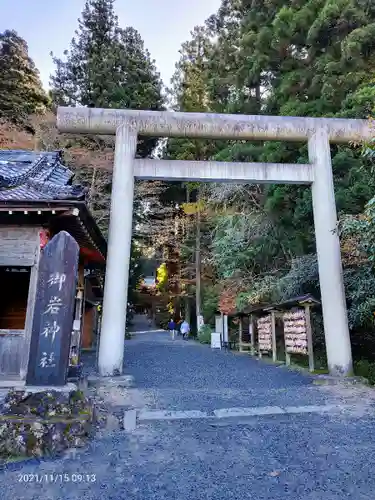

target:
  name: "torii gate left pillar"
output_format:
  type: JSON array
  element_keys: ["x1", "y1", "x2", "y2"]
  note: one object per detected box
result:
[{"x1": 97, "y1": 125, "x2": 137, "y2": 375}]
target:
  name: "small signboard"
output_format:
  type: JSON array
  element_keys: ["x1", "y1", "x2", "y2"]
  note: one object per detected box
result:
[
  {"x1": 211, "y1": 332, "x2": 222, "y2": 349},
  {"x1": 257, "y1": 315, "x2": 272, "y2": 352},
  {"x1": 26, "y1": 231, "x2": 79, "y2": 386},
  {"x1": 215, "y1": 315, "x2": 223, "y2": 335}
]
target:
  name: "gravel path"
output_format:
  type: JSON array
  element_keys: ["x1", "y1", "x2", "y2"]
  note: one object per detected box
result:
[{"x1": 1, "y1": 323, "x2": 375, "y2": 499}]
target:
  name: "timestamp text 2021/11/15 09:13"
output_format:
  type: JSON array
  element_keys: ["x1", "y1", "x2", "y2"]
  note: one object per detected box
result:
[{"x1": 17, "y1": 474, "x2": 97, "y2": 483}]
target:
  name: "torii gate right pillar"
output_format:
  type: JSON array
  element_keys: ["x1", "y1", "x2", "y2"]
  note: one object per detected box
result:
[{"x1": 309, "y1": 129, "x2": 352, "y2": 376}]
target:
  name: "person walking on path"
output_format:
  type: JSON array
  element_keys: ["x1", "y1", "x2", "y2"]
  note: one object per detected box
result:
[
  {"x1": 168, "y1": 318, "x2": 177, "y2": 340},
  {"x1": 180, "y1": 319, "x2": 190, "y2": 340}
]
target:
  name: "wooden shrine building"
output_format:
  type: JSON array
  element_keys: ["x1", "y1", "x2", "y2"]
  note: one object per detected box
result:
[{"x1": 0, "y1": 150, "x2": 106, "y2": 380}]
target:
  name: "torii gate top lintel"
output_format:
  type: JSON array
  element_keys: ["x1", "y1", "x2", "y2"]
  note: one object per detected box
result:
[{"x1": 57, "y1": 106, "x2": 371, "y2": 143}]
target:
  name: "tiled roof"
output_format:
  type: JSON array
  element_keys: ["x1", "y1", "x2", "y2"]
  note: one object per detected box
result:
[{"x1": 0, "y1": 150, "x2": 86, "y2": 202}]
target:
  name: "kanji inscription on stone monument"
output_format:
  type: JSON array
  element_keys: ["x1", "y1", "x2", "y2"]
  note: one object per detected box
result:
[{"x1": 26, "y1": 231, "x2": 79, "y2": 386}]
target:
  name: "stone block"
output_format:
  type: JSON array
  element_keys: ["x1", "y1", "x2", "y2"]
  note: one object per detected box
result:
[
  {"x1": 312, "y1": 375, "x2": 369, "y2": 386},
  {"x1": 0, "y1": 389, "x2": 94, "y2": 461}
]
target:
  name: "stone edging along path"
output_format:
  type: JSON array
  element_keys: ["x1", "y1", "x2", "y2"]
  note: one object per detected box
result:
[{"x1": 122, "y1": 402, "x2": 373, "y2": 431}]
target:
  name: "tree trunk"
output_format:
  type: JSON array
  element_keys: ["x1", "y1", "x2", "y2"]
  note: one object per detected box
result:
[
  {"x1": 195, "y1": 188, "x2": 202, "y2": 331},
  {"x1": 184, "y1": 295, "x2": 191, "y2": 324},
  {"x1": 184, "y1": 185, "x2": 191, "y2": 323}
]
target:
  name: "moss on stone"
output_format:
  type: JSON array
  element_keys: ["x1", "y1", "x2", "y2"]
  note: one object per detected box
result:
[{"x1": 0, "y1": 389, "x2": 94, "y2": 461}]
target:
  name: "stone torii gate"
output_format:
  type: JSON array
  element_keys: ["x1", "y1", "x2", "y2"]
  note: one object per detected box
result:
[{"x1": 57, "y1": 107, "x2": 372, "y2": 378}]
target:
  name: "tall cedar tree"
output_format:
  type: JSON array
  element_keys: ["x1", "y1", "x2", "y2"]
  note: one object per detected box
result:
[
  {"x1": 49, "y1": 0, "x2": 164, "y2": 228},
  {"x1": 0, "y1": 30, "x2": 49, "y2": 127},
  {"x1": 50, "y1": 0, "x2": 164, "y2": 157},
  {"x1": 204, "y1": 0, "x2": 375, "y2": 263},
  {"x1": 164, "y1": 27, "x2": 220, "y2": 324},
  {"x1": 50, "y1": 0, "x2": 164, "y2": 310}
]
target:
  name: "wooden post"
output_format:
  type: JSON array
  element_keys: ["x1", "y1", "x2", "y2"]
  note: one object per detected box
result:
[
  {"x1": 285, "y1": 345, "x2": 291, "y2": 366},
  {"x1": 304, "y1": 304, "x2": 315, "y2": 372},
  {"x1": 271, "y1": 310, "x2": 277, "y2": 362},
  {"x1": 249, "y1": 314, "x2": 255, "y2": 355},
  {"x1": 283, "y1": 311, "x2": 291, "y2": 367},
  {"x1": 93, "y1": 304, "x2": 99, "y2": 348},
  {"x1": 70, "y1": 264, "x2": 85, "y2": 364},
  {"x1": 223, "y1": 314, "x2": 229, "y2": 348},
  {"x1": 220, "y1": 312, "x2": 224, "y2": 347},
  {"x1": 239, "y1": 317, "x2": 243, "y2": 352},
  {"x1": 20, "y1": 231, "x2": 41, "y2": 380},
  {"x1": 257, "y1": 317, "x2": 262, "y2": 359}
]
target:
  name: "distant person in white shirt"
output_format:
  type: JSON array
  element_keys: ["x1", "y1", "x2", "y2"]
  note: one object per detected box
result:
[{"x1": 180, "y1": 320, "x2": 190, "y2": 340}]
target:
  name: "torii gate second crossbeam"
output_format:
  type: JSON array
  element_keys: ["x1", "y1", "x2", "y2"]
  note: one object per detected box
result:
[{"x1": 57, "y1": 106, "x2": 372, "y2": 378}]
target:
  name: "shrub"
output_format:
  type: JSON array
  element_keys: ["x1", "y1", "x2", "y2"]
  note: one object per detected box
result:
[
  {"x1": 354, "y1": 359, "x2": 375, "y2": 385},
  {"x1": 155, "y1": 310, "x2": 170, "y2": 329},
  {"x1": 198, "y1": 324, "x2": 213, "y2": 344},
  {"x1": 201, "y1": 285, "x2": 219, "y2": 324}
]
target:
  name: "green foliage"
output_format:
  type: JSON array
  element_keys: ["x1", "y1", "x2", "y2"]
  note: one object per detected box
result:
[
  {"x1": 276, "y1": 255, "x2": 319, "y2": 301},
  {"x1": 344, "y1": 265, "x2": 375, "y2": 330},
  {"x1": 212, "y1": 214, "x2": 253, "y2": 279},
  {"x1": 168, "y1": 25, "x2": 212, "y2": 113},
  {"x1": 362, "y1": 136, "x2": 375, "y2": 162},
  {"x1": 340, "y1": 194, "x2": 375, "y2": 265},
  {"x1": 354, "y1": 359, "x2": 375, "y2": 385},
  {"x1": 50, "y1": 0, "x2": 118, "y2": 107},
  {"x1": 235, "y1": 275, "x2": 279, "y2": 311},
  {"x1": 197, "y1": 324, "x2": 212, "y2": 344},
  {"x1": 364, "y1": 197, "x2": 375, "y2": 263},
  {"x1": 0, "y1": 30, "x2": 49, "y2": 126}
]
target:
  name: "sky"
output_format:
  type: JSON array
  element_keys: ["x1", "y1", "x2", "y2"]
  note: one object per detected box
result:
[{"x1": 0, "y1": 0, "x2": 222, "y2": 90}]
